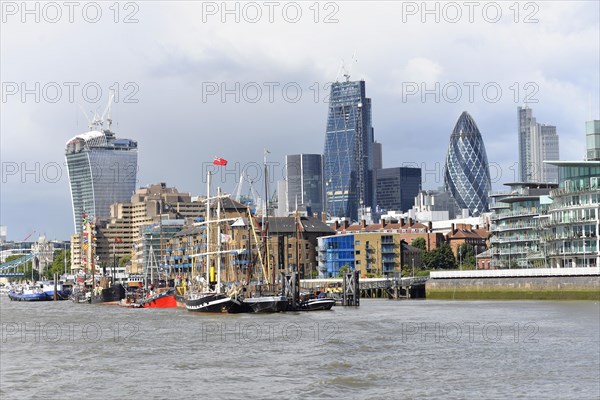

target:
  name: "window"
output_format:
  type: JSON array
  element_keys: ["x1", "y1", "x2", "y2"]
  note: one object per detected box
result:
[
  {"x1": 355, "y1": 250, "x2": 361, "y2": 255},
  {"x1": 355, "y1": 240, "x2": 360, "y2": 245}
]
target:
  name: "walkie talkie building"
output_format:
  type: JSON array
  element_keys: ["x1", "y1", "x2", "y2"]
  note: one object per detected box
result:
[
  {"x1": 65, "y1": 128, "x2": 138, "y2": 235},
  {"x1": 443, "y1": 111, "x2": 491, "y2": 215}
]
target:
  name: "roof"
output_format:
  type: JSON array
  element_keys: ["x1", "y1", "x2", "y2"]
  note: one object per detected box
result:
[{"x1": 259, "y1": 217, "x2": 334, "y2": 234}]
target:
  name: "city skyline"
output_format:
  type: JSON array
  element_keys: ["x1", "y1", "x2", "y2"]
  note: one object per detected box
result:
[{"x1": 1, "y1": 2, "x2": 599, "y2": 240}]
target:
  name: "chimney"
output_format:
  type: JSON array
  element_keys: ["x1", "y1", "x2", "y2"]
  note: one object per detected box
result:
[
  {"x1": 475, "y1": 224, "x2": 479, "y2": 230},
  {"x1": 382, "y1": 219, "x2": 387, "y2": 228},
  {"x1": 343, "y1": 220, "x2": 349, "y2": 229},
  {"x1": 451, "y1": 223, "x2": 455, "y2": 235},
  {"x1": 400, "y1": 218, "x2": 405, "y2": 226},
  {"x1": 361, "y1": 219, "x2": 367, "y2": 229},
  {"x1": 428, "y1": 221, "x2": 433, "y2": 232},
  {"x1": 409, "y1": 218, "x2": 413, "y2": 227},
  {"x1": 334, "y1": 220, "x2": 340, "y2": 230}
]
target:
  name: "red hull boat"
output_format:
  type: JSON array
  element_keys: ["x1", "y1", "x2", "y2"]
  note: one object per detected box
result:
[{"x1": 139, "y1": 288, "x2": 177, "y2": 308}]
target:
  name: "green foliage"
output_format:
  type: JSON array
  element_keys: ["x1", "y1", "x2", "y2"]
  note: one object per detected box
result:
[
  {"x1": 119, "y1": 255, "x2": 131, "y2": 268},
  {"x1": 337, "y1": 265, "x2": 350, "y2": 277},
  {"x1": 44, "y1": 250, "x2": 70, "y2": 279},
  {"x1": 411, "y1": 237, "x2": 427, "y2": 251},
  {"x1": 4, "y1": 255, "x2": 37, "y2": 281},
  {"x1": 423, "y1": 243, "x2": 456, "y2": 269},
  {"x1": 456, "y1": 243, "x2": 476, "y2": 269}
]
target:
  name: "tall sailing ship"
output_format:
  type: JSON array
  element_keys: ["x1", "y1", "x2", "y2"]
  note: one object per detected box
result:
[{"x1": 185, "y1": 172, "x2": 248, "y2": 313}]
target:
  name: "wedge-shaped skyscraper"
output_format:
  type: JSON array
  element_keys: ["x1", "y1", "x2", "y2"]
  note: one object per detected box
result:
[
  {"x1": 444, "y1": 111, "x2": 491, "y2": 215},
  {"x1": 323, "y1": 80, "x2": 374, "y2": 220},
  {"x1": 66, "y1": 125, "x2": 138, "y2": 235}
]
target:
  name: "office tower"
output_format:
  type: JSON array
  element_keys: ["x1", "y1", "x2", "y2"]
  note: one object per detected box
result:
[
  {"x1": 444, "y1": 111, "x2": 491, "y2": 215},
  {"x1": 518, "y1": 106, "x2": 560, "y2": 182},
  {"x1": 373, "y1": 141, "x2": 383, "y2": 170},
  {"x1": 586, "y1": 120, "x2": 600, "y2": 161},
  {"x1": 285, "y1": 154, "x2": 324, "y2": 215},
  {"x1": 65, "y1": 124, "x2": 138, "y2": 235},
  {"x1": 375, "y1": 167, "x2": 421, "y2": 212},
  {"x1": 323, "y1": 80, "x2": 374, "y2": 220}
]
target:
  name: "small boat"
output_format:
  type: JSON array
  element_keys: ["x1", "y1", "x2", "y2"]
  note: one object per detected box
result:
[
  {"x1": 186, "y1": 291, "x2": 237, "y2": 313},
  {"x1": 8, "y1": 285, "x2": 49, "y2": 301},
  {"x1": 299, "y1": 292, "x2": 335, "y2": 311},
  {"x1": 242, "y1": 295, "x2": 288, "y2": 313},
  {"x1": 40, "y1": 281, "x2": 73, "y2": 300},
  {"x1": 139, "y1": 288, "x2": 177, "y2": 308},
  {"x1": 300, "y1": 297, "x2": 336, "y2": 311},
  {"x1": 90, "y1": 280, "x2": 126, "y2": 304}
]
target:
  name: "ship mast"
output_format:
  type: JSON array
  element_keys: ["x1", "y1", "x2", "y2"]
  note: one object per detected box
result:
[
  {"x1": 205, "y1": 170, "x2": 211, "y2": 287},
  {"x1": 216, "y1": 186, "x2": 222, "y2": 294}
]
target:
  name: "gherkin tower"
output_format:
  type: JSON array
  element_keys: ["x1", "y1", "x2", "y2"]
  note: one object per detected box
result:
[{"x1": 443, "y1": 111, "x2": 491, "y2": 215}]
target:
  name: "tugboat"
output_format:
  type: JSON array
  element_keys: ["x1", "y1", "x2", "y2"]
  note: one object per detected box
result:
[
  {"x1": 139, "y1": 287, "x2": 177, "y2": 308},
  {"x1": 90, "y1": 277, "x2": 126, "y2": 304}
]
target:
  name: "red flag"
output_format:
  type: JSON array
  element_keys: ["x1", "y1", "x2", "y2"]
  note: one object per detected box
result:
[{"x1": 213, "y1": 157, "x2": 228, "y2": 166}]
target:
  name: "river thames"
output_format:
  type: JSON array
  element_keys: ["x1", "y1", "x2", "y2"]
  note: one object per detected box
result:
[{"x1": 1, "y1": 297, "x2": 598, "y2": 399}]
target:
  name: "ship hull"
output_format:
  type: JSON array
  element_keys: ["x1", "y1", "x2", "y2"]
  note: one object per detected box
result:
[
  {"x1": 301, "y1": 298, "x2": 336, "y2": 311},
  {"x1": 242, "y1": 296, "x2": 288, "y2": 313},
  {"x1": 140, "y1": 289, "x2": 177, "y2": 308},
  {"x1": 91, "y1": 284, "x2": 126, "y2": 304},
  {"x1": 8, "y1": 291, "x2": 49, "y2": 301},
  {"x1": 186, "y1": 293, "x2": 235, "y2": 313}
]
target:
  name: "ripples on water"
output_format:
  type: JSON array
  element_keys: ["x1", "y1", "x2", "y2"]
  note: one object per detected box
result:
[{"x1": 1, "y1": 298, "x2": 599, "y2": 399}]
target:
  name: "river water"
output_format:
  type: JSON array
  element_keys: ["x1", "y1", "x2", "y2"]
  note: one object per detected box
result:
[{"x1": 1, "y1": 297, "x2": 599, "y2": 399}]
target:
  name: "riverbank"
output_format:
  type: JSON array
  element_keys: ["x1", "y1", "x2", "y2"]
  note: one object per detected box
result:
[
  {"x1": 427, "y1": 269, "x2": 600, "y2": 300},
  {"x1": 426, "y1": 287, "x2": 599, "y2": 300}
]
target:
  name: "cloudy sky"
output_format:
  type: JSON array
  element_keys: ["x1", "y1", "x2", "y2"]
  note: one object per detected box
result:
[{"x1": 1, "y1": 0, "x2": 599, "y2": 241}]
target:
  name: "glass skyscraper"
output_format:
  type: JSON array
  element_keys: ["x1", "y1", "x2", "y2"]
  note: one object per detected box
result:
[
  {"x1": 375, "y1": 167, "x2": 422, "y2": 212},
  {"x1": 323, "y1": 80, "x2": 374, "y2": 220},
  {"x1": 66, "y1": 128, "x2": 138, "y2": 234},
  {"x1": 444, "y1": 111, "x2": 491, "y2": 215},
  {"x1": 285, "y1": 154, "x2": 325, "y2": 215},
  {"x1": 518, "y1": 106, "x2": 559, "y2": 182}
]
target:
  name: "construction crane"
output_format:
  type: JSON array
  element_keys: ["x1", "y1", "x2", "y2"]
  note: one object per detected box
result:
[{"x1": 22, "y1": 230, "x2": 36, "y2": 241}]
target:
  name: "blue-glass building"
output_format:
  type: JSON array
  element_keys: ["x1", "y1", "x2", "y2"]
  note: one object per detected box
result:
[
  {"x1": 66, "y1": 128, "x2": 138, "y2": 234},
  {"x1": 317, "y1": 235, "x2": 355, "y2": 278},
  {"x1": 323, "y1": 80, "x2": 374, "y2": 220},
  {"x1": 444, "y1": 111, "x2": 491, "y2": 215}
]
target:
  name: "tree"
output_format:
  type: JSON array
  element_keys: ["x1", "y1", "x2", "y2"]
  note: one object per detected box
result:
[
  {"x1": 411, "y1": 237, "x2": 427, "y2": 251},
  {"x1": 119, "y1": 255, "x2": 131, "y2": 268},
  {"x1": 337, "y1": 265, "x2": 350, "y2": 277},
  {"x1": 44, "y1": 250, "x2": 70, "y2": 279},
  {"x1": 457, "y1": 243, "x2": 476, "y2": 269},
  {"x1": 424, "y1": 243, "x2": 456, "y2": 269}
]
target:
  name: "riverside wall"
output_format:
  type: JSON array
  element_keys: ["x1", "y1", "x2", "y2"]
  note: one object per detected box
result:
[{"x1": 426, "y1": 270, "x2": 600, "y2": 300}]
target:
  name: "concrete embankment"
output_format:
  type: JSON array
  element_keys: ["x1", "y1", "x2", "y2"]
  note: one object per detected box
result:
[{"x1": 427, "y1": 268, "x2": 600, "y2": 300}]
